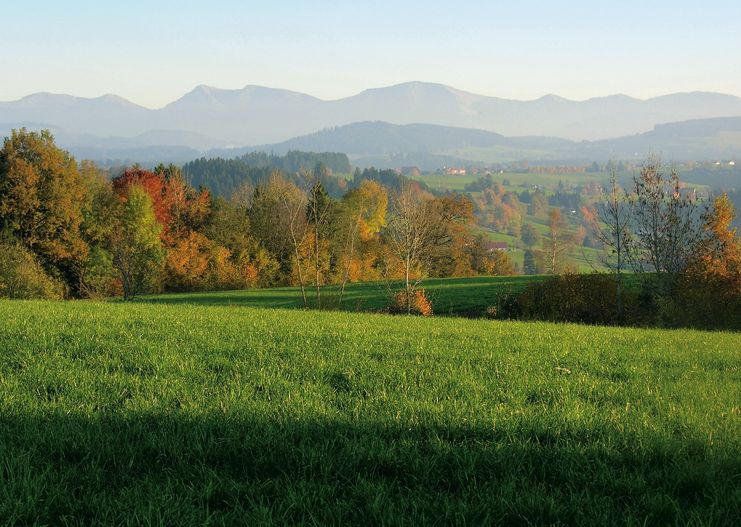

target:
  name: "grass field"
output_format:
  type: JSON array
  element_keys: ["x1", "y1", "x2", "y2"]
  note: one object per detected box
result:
[
  {"x1": 143, "y1": 276, "x2": 543, "y2": 316},
  {"x1": 0, "y1": 299, "x2": 739, "y2": 525}
]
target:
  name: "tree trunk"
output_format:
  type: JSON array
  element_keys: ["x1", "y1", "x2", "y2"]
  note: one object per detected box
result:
[
  {"x1": 293, "y1": 242, "x2": 307, "y2": 308},
  {"x1": 337, "y1": 218, "x2": 359, "y2": 307},
  {"x1": 314, "y1": 224, "x2": 321, "y2": 309},
  {"x1": 405, "y1": 253, "x2": 411, "y2": 314}
]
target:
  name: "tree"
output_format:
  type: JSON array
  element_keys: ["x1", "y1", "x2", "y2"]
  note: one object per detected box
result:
[
  {"x1": 630, "y1": 156, "x2": 700, "y2": 290},
  {"x1": 487, "y1": 251, "x2": 515, "y2": 276},
  {"x1": 671, "y1": 193, "x2": 741, "y2": 328},
  {"x1": 305, "y1": 177, "x2": 334, "y2": 308},
  {"x1": 112, "y1": 185, "x2": 165, "y2": 300},
  {"x1": 523, "y1": 249, "x2": 537, "y2": 275},
  {"x1": 0, "y1": 129, "x2": 88, "y2": 292},
  {"x1": 337, "y1": 180, "x2": 387, "y2": 305},
  {"x1": 543, "y1": 208, "x2": 573, "y2": 274},
  {"x1": 521, "y1": 223, "x2": 539, "y2": 247},
  {"x1": 79, "y1": 160, "x2": 119, "y2": 297},
  {"x1": 0, "y1": 240, "x2": 65, "y2": 299},
  {"x1": 384, "y1": 184, "x2": 436, "y2": 313},
  {"x1": 250, "y1": 172, "x2": 309, "y2": 305},
  {"x1": 112, "y1": 168, "x2": 169, "y2": 231},
  {"x1": 592, "y1": 170, "x2": 633, "y2": 318},
  {"x1": 698, "y1": 194, "x2": 741, "y2": 266},
  {"x1": 528, "y1": 190, "x2": 548, "y2": 217},
  {"x1": 426, "y1": 194, "x2": 476, "y2": 277}
]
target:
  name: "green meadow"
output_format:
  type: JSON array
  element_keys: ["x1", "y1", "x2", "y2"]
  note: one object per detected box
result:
[
  {"x1": 142, "y1": 275, "x2": 542, "y2": 316},
  {"x1": 0, "y1": 298, "x2": 739, "y2": 525}
]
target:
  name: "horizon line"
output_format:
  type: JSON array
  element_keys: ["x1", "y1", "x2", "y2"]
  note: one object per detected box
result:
[{"x1": 1, "y1": 81, "x2": 739, "y2": 110}]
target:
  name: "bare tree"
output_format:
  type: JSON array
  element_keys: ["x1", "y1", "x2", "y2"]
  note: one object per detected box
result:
[
  {"x1": 543, "y1": 208, "x2": 573, "y2": 274},
  {"x1": 384, "y1": 184, "x2": 437, "y2": 313},
  {"x1": 305, "y1": 166, "x2": 335, "y2": 309},
  {"x1": 630, "y1": 156, "x2": 700, "y2": 291},
  {"x1": 282, "y1": 189, "x2": 309, "y2": 308},
  {"x1": 251, "y1": 171, "x2": 309, "y2": 307}
]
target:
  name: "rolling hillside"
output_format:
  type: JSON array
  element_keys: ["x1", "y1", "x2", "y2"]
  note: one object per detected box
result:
[{"x1": 252, "y1": 118, "x2": 741, "y2": 167}]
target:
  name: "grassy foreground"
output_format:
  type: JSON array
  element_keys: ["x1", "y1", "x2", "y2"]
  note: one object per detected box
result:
[{"x1": 0, "y1": 300, "x2": 739, "y2": 525}]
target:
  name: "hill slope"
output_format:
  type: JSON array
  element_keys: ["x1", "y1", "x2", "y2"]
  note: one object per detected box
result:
[
  {"x1": 1, "y1": 299, "x2": 738, "y2": 524},
  {"x1": 252, "y1": 118, "x2": 741, "y2": 167}
]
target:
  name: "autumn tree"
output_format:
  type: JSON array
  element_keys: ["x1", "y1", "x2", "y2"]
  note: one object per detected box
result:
[
  {"x1": 0, "y1": 129, "x2": 88, "y2": 293},
  {"x1": 112, "y1": 168, "x2": 169, "y2": 230},
  {"x1": 155, "y1": 163, "x2": 211, "y2": 239},
  {"x1": 111, "y1": 185, "x2": 165, "y2": 300},
  {"x1": 336, "y1": 180, "x2": 387, "y2": 305},
  {"x1": 426, "y1": 194, "x2": 476, "y2": 277},
  {"x1": 469, "y1": 236, "x2": 516, "y2": 276},
  {"x1": 204, "y1": 197, "x2": 279, "y2": 288},
  {"x1": 672, "y1": 193, "x2": 741, "y2": 327}
]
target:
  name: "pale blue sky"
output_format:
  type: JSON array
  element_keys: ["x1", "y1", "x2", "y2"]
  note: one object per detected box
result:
[{"x1": 2, "y1": 0, "x2": 740, "y2": 107}]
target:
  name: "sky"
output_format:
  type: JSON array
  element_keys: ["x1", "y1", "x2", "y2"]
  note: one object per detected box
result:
[{"x1": 2, "y1": 0, "x2": 741, "y2": 108}]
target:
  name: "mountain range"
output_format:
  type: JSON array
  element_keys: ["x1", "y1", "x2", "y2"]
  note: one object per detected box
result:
[{"x1": 2, "y1": 82, "x2": 741, "y2": 165}]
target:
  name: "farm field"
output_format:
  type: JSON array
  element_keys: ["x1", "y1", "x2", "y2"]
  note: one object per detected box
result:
[
  {"x1": 143, "y1": 275, "x2": 544, "y2": 316},
  {"x1": 413, "y1": 171, "x2": 711, "y2": 195},
  {"x1": 0, "y1": 299, "x2": 739, "y2": 524},
  {"x1": 412, "y1": 171, "x2": 615, "y2": 193}
]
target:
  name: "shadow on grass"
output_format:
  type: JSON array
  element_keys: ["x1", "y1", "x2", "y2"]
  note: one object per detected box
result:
[{"x1": 1, "y1": 412, "x2": 737, "y2": 525}]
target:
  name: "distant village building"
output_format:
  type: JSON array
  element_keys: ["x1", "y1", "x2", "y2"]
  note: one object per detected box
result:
[
  {"x1": 730, "y1": 161, "x2": 736, "y2": 167},
  {"x1": 444, "y1": 167, "x2": 467, "y2": 175},
  {"x1": 484, "y1": 241, "x2": 508, "y2": 252}
]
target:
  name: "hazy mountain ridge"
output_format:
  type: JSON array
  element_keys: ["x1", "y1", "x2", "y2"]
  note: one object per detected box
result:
[
  {"x1": 246, "y1": 118, "x2": 741, "y2": 168},
  {"x1": 3, "y1": 82, "x2": 741, "y2": 147},
  {"x1": 3, "y1": 116, "x2": 740, "y2": 168}
]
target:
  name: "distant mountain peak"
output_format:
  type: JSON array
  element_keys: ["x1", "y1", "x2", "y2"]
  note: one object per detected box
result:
[
  {"x1": 534, "y1": 94, "x2": 568, "y2": 103},
  {"x1": 3, "y1": 82, "x2": 741, "y2": 149}
]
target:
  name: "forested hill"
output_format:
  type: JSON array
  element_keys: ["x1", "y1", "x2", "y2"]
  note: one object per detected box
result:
[{"x1": 182, "y1": 151, "x2": 352, "y2": 196}]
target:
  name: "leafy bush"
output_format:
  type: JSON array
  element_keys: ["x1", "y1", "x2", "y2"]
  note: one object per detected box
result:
[
  {"x1": 80, "y1": 246, "x2": 121, "y2": 299},
  {"x1": 390, "y1": 288, "x2": 433, "y2": 316},
  {"x1": 485, "y1": 290, "x2": 522, "y2": 320},
  {"x1": 0, "y1": 241, "x2": 65, "y2": 299}
]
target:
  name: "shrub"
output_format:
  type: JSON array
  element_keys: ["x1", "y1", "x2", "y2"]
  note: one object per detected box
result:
[
  {"x1": 661, "y1": 272, "x2": 741, "y2": 330},
  {"x1": 516, "y1": 273, "x2": 649, "y2": 326},
  {"x1": 486, "y1": 290, "x2": 523, "y2": 320},
  {"x1": 80, "y1": 246, "x2": 121, "y2": 299},
  {"x1": 390, "y1": 288, "x2": 433, "y2": 316},
  {"x1": 0, "y1": 241, "x2": 65, "y2": 299}
]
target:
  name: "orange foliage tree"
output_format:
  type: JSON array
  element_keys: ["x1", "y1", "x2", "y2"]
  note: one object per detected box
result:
[{"x1": 673, "y1": 193, "x2": 741, "y2": 328}]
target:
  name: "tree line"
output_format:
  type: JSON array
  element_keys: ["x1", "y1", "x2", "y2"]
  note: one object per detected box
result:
[
  {"x1": 0, "y1": 129, "x2": 512, "y2": 305},
  {"x1": 182, "y1": 151, "x2": 352, "y2": 197}
]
